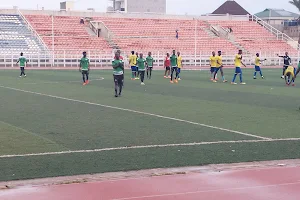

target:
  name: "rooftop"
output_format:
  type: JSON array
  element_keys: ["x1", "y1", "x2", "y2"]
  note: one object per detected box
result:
[
  {"x1": 212, "y1": 0, "x2": 250, "y2": 15},
  {"x1": 255, "y1": 9, "x2": 299, "y2": 18}
]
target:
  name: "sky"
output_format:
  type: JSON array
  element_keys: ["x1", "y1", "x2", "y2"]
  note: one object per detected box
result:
[{"x1": 1, "y1": 0, "x2": 299, "y2": 15}]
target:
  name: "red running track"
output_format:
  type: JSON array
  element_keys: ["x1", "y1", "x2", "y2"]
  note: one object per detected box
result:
[{"x1": 1, "y1": 166, "x2": 300, "y2": 200}]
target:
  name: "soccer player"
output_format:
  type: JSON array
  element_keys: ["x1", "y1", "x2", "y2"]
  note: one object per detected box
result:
[
  {"x1": 253, "y1": 53, "x2": 266, "y2": 79},
  {"x1": 146, "y1": 52, "x2": 154, "y2": 79},
  {"x1": 170, "y1": 50, "x2": 179, "y2": 83},
  {"x1": 284, "y1": 66, "x2": 296, "y2": 86},
  {"x1": 277, "y1": 52, "x2": 291, "y2": 79},
  {"x1": 129, "y1": 51, "x2": 137, "y2": 80},
  {"x1": 115, "y1": 50, "x2": 124, "y2": 75},
  {"x1": 115, "y1": 50, "x2": 123, "y2": 60},
  {"x1": 164, "y1": 53, "x2": 171, "y2": 78},
  {"x1": 16, "y1": 52, "x2": 28, "y2": 77},
  {"x1": 231, "y1": 50, "x2": 247, "y2": 85},
  {"x1": 136, "y1": 52, "x2": 140, "y2": 79},
  {"x1": 137, "y1": 53, "x2": 146, "y2": 85},
  {"x1": 213, "y1": 51, "x2": 227, "y2": 82},
  {"x1": 112, "y1": 52, "x2": 124, "y2": 97},
  {"x1": 177, "y1": 51, "x2": 182, "y2": 80},
  {"x1": 79, "y1": 51, "x2": 90, "y2": 85},
  {"x1": 209, "y1": 51, "x2": 217, "y2": 81}
]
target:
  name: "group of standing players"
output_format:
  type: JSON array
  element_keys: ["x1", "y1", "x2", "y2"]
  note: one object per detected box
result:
[
  {"x1": 128, "y1": 49, "x2": 183, "y2": 85},
  {"x1": 128, "y1": 51, "x2": 154, "y2": 85},
  {"x1": 209, "y1": 50, "x2": 267, "y2": 85},
  {"x1": 107, "y1": 49, "x2": 300, "y2": 97},
  {"x1": 163, "y1": 50, "x2": 183, "y2": 83},
  {"x1": 15, "y1": 49, "x2": 299, "y2": 98},
  {"x1": 208, "y1": 50, "x2": 300, "y2": 86}
]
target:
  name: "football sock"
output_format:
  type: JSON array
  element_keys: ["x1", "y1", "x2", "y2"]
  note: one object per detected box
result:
[
  {"x1": 259, "y1": 71, "x2": 263, "y2": 77},
  {"x1": 254, "y1": 72, "x2": 257, "y2": 77},
  {"x1": 239, "y1": 74, "x2": 243, "y2": 82}
]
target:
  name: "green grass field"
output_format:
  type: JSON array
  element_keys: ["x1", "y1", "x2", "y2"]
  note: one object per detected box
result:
[{"x1": 0, "y1": 68, "x2": 300, "y2": 182}]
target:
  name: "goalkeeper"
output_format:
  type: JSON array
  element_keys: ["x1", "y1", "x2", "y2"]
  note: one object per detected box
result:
[
  {"x1": 79, "y1": 51, "x2": 90, "y2": 85},
  {"x1": 112, "y1": 52, "x2": 124, "y2": 97}
]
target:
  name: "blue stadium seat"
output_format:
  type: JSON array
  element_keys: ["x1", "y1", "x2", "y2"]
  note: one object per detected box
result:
[{"x1": 0, "y1": 14, "x2": 46, "y2": 55}]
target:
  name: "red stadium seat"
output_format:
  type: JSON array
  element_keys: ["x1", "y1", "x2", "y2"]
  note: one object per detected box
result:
[{"x1": 24, "y1": 15, "x2": 297, "y2": 56}]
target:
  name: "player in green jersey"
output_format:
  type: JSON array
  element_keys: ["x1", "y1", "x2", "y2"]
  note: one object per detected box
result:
[
  {"x1": 295, "y1": 61, "x2": 300, "y2": 78},
  {"x1": 170, "y1": 50, "x2": 179, "y2": 83},
  {"x1": 135, "y1": 52, "x2": 140, "y2": 79},
  {"x1": 146, "y1": 52, "x2": 154, "y2": 79},
  {"x1": 137, "y1": 53, "x2": 146, "y2": 85},
  {"x1": 16, "y1": 52, "x2": 28, "y2": 78},
  {"x1": 79, "y1": 52, "x2": 90, "y2": 85},
  {"x1": 112, "y1": 52, "x2": 124, "y2": 97}
]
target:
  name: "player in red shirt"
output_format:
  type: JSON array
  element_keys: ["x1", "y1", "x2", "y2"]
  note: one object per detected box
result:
[{"x1": 164, "y1": 53, "x2": 171, "y2": 78}]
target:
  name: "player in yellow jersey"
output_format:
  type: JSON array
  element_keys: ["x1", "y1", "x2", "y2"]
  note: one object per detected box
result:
[
  {"x1": 177, "y1": 52, "x2": 182, "y2": 80},
  {"x1": 129, "y1": 51, "x2": 137, "y2": 80},
  {"x1": 213, "y1": 51, "x2": 227, "y2": 83},
  {"x1": 231, "y1": 50, "x2": 247, "y2": 85},
  {"x1": 210, "y1": 51, "x2": 218, "y2": 80},
  {"x1": 253, "y1": 53, "x2": 266, "y2": 79},
  {"x1": 284, "y1": 66, "x2": 296, "y2": 86}
]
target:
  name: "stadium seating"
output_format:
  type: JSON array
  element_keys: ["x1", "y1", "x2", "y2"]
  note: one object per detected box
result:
[
  {"x1": 24, "y1": 15, "x2": 111, "y2": 55},
  {"x1": 210, "y1": 20, "x2": 297, "y2": 54},
  {"x1": 96, "y1": 17, "x2": 238, "y2": 54},
  {"x1": 1, "y1": 14, "x2": 295, "y2": 57},
  {"x1": 0, "y1": 14, "x2": 45, "y2": 55}
]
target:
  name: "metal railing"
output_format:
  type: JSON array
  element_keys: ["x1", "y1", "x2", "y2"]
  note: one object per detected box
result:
[
  {"x1": 0, "y1": 50, "x2": 299, "y2": 68},
  {"x1": 251, "y1": 15, "x2": 300, "y2": 50},
  {"x1": 17, "y1": 9, "x2": 50, "y2": 53}
]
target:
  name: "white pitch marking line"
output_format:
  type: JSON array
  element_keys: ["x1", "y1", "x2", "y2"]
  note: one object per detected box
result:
[
  {"x1": 23, "y1": 77, "x2": 105, "y2": 85},
  {"x1": 1, "y1": 138, "x2": 300, "y2": 159},
  {"x1": 112, "y1": 181, "x2": 300, "y2": 200},
  {"x1": 0, "y1": 85, "x2": 270, "y2": 140}
]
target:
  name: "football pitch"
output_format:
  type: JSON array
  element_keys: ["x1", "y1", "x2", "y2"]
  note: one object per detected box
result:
[{"x1": 1, "y1": 68, "x2": 300, "y2": 182}]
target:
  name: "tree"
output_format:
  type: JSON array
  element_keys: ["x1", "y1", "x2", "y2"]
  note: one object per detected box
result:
[{"x1": 289, "y1": 0, "x2": 300, "y2": 12}]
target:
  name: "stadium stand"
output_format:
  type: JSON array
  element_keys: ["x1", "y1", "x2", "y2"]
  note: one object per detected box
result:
[
  {"x1": 95, "y1": 17, "x2": 237, "y2": 54},
  {"x1": 0, "y1": 11, "x2": 296, "y2": 59},
  {"x1": 210, "y1": 20, "x2": 298, "y2": 54},
  {"x1": 0, "y1": 14, "x2": 45, "y2": 55},
  {"x1": 22, "y1": 14, "x2": 297, "y2": 56},
  {"x1": 24, "y1": 15, "x2": 111, "y2": 54}
]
